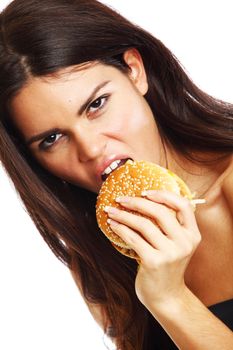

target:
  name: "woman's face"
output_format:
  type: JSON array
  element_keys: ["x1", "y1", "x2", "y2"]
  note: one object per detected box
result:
[{"x1": 11, "y1": 50, "x2": 164, "y2": 193}]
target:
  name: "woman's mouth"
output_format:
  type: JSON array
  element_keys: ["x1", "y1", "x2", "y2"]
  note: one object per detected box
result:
[{"x1": 101, "y1": 158, "x2": 133, "y2": 181}]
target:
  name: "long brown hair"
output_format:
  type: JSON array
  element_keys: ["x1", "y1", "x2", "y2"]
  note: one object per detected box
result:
[{"x1": 0, "y1": 1, "x2": 232, "y2": 349}]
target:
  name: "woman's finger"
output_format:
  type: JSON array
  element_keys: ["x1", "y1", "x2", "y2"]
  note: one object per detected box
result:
[
  {"x1": 142, "y1": 190, "x2": 199, "y2": 229},
  {"x1": 114, "y1": 196, "x2": 183, "y2": 240},
  {"x1": 105, "y1": 206, "x2": 170, "y2": 250},
  {"x1": 107, "y1": 218, "x2": 161, "y2": 265}
]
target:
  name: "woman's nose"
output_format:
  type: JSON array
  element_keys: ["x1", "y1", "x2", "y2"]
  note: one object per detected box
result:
[{"x1": 73, "y1": 127, "x2": 106, "y2": 162}]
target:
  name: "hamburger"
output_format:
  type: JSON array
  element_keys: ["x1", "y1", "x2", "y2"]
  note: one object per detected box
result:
[{"x1": 96, "y1": 159, "x2": 200, "y2": 259}]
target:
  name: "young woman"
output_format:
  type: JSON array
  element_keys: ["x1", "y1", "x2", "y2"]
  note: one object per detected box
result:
[{"x1": 0, "y1": 0, "x2": 232, "y2": 349}]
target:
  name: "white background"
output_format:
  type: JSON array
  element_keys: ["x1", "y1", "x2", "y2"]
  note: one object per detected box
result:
[{"x1": 0, "y1": 1, "x2": 232, "y2": 349}]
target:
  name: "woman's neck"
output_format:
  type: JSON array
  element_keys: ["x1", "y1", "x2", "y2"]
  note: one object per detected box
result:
[{"x1": 162, "y1": 147, "x2": 232, "y2": 200}]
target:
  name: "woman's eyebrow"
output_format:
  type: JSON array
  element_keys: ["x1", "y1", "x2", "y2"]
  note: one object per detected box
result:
[{"x1": 25, "y1": 80, "x2": 111, "y2": 146}]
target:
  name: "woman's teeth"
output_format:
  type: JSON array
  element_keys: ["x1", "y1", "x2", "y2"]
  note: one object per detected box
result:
[
  {"x1": 102, "y1": 159, "x2": 121, "y2": 176},
  {"x1": 101, "y1": 158, "x2": 133, "y2": 181}
]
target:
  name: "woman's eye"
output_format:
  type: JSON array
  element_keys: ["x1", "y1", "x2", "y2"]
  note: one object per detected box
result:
[
  {"x1": 39, "y1": 133, "x2": 63, "y2": 150},
  {"x1": 87, "y1": 95, "x2": 109, "y2": 116}
]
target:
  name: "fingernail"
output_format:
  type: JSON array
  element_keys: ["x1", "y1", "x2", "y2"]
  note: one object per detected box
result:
[
  {"x1": 141, "y1": 191, "x2": 147, "y2": 196},
  {"x1": 191, "y1": 198, "x2": 207, "y2": 205},
  {"x1": 115, "y1": 196, "x2": 130, "y2": 203},
  {"x1": 107, "y1": 218, "x2": 118, "y2": 227},
  {"x1": 142, "y1": 190, "x2": 158, "y2": 196},
  {"x1": 104, "y1": 206, "x2": 119, "y2": 214}
]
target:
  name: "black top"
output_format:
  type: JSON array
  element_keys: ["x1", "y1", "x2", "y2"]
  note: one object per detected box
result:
[
  {"x1": 208, "y1": 298, "x2": 233, "y2": 330},
  {"x1": 144, "y1": 298, "x2": 233, "y2": 349}
]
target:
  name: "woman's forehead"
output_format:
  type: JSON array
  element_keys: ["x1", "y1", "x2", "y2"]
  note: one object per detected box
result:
[
  {"x1": 11, "y1": 62, "x2": 115, "y2": 106},
  {"x1": 9, "y1": 62, "x2": 124, "y2": 136}
]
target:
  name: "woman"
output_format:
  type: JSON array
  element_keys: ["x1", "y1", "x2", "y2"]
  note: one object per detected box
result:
[{"x1": 0, "y1": 0, "x2": 232, "y2": 349}]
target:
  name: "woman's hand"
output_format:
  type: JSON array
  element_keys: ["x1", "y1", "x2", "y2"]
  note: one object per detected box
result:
[{"x1": 105, "y1": 190, "x2": 202, "y2": 310}]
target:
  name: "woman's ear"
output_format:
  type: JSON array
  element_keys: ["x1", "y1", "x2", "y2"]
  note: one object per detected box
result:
[{"x1": 123, "y1": 48, "x2": 148, "y2": 95}]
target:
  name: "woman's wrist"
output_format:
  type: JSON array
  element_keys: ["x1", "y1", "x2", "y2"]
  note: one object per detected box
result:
[
  {"x1": 146, "y1": 286, "x2": 233, "y2": 350},
  {"x1": 145, "y1": 285, "x2": 195, "y2": 320}
]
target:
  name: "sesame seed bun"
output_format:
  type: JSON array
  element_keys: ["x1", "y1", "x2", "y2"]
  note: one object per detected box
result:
[{"x1": 96, "y1": 160, "x2": 194, "y2": 259}]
